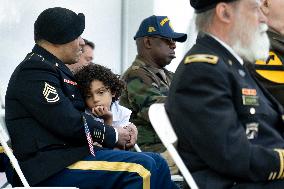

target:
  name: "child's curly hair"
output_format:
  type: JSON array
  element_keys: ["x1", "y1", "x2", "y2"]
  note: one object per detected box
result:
[{"x1": 74, "y1": 64, "x2": 124, "y2": 101}]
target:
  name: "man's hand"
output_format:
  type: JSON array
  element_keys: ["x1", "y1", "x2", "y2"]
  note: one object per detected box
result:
[
  {"x1": 115, "y1": 126, "x2": 131, "y2": 150},
  {"x1": 115, "y1": 123, "x2": 138, "y2": 150},
  {"x1": 124, "y1": 123, "x2": 138, "y2": 150}
]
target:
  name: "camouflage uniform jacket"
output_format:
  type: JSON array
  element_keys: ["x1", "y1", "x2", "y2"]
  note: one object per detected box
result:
[{"x1": 120, "y1": 55, "x2": 173, "y2": 150}]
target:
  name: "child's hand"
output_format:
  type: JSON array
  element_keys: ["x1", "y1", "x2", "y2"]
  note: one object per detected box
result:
[{"x1": 92, "y1": 105, "x2": 113, "y2": 125}]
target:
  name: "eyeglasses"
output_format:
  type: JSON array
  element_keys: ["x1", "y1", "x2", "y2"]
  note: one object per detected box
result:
[{"x1": 150, "y1": 36, "x2": 176, "y2": 45}]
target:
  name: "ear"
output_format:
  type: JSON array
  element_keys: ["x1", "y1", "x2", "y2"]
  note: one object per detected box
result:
[
  {"x1": 215, "y1": 3, "x2": 233, "y2": 24},
  {"x1": 261, "y1": 0, "x2": 269, "y2": 15},
  {"x1": 143, "y1": 37, "x2": 152, "y2": 49}
]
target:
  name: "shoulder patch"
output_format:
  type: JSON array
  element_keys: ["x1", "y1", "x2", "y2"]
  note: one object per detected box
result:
[
  {"x1": 184, "y1": 54, "x2": 218, "y2": 65},
  {"x1": 43, "y1": 82, "x2": 60, "y2": 103}
]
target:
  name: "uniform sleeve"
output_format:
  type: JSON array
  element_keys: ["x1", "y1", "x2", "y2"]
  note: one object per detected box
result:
[
  {"x1": 121, "y1": 69, "x2": 167, "y2": 123},
  {"x1": 168, "y1": 62, "x2": 283, "y2": 182},
  {"x1": 17, "y1": 63, "x2": 116, "y2": 148}
]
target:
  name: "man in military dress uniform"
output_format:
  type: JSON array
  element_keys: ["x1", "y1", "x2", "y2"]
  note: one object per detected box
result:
[
  {"x1": 5, "y1": 7, "x2": 178, "y2": 189},
  {"x1": 246, "y1": 0, "x2": 284, "y2": 106},
  {"x1": 167, "y1": 0, "x2": 284, "y2": 188}
]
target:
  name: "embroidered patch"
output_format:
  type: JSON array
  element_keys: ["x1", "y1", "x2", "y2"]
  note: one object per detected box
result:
[
  {"x1": 246, "y1": 122, "x2": 259, "y2": 139},
  {"x1": 64, "y1": 79, "x2": 77, "y2": 86},
  {"x1": 148, "y1": 27, "x2": 156, "y2": 32},
  {"x1": 43, "y1": 82, "x2": 60, "y2": 103}
]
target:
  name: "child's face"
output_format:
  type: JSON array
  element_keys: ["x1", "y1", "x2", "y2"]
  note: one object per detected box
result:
[{"x1": 85, "y1": 80, "x2": 115, "y2": 110}]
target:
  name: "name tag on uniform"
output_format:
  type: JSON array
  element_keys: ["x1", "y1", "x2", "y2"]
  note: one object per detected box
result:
[
  {"x1": 242, "y1": 88, "x2": 259, "y2": 106},
  {"x1": 64, "y1": 79, "x2": 77, "y2": 86}
]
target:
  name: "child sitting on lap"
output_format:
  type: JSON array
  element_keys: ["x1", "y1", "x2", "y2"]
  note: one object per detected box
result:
[
  {"x1": 75, "y1": 64, "x2": 131, "y2": 127},
  {"x1": 75, "y1": 64, "x2": 140, "y2": 151}
]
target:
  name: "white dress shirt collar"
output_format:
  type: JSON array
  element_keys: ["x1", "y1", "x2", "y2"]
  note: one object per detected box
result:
[{"x1": 209, "y1": 33, "x2": 244, "y2": 66}]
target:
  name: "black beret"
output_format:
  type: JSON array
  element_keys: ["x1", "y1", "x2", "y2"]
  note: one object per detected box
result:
[
  {"x1": 190, "y1": 0, "x2": 237, "y2": 13},
  {"x1": 34, "y1": 7, "x2": 85, "y2": 44}
]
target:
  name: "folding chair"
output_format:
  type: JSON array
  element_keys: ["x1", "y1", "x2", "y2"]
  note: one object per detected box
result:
[
  {"x1": 0, "y1": 108, "x2": 30, "y2": 187},
  {"x1": 134, "y1": 144, "x2": 142, "y2": 152},
  {"x1": 0, "y1": 91, "x2": 76, "y2": 188},
  {"x1": 0, "y1": 88, "x2": 5, "y2": 109},
  {"x1": 148, "y1": 103, "x2": 199, "y2": 189}
]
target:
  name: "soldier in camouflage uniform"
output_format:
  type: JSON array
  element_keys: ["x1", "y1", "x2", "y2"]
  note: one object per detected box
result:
[{"x1": 120, "y1": 15, "x2": 187, "y2": 173}]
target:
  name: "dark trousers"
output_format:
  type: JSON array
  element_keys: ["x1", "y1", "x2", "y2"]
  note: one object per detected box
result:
[
  {"x1": 189, "y1": 169, "x2": 284, "y2": 189},
  {"x1": 37, "y1": 149, "x2": 179, "y2": 189},
  {"x1": 232, "y1": 180, "x2": 284, "y2": 189}
]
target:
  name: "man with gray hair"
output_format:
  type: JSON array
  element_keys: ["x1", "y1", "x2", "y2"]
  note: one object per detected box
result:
[{"x1": 167, "y1": 0, "x2": 284, "y2": 188}]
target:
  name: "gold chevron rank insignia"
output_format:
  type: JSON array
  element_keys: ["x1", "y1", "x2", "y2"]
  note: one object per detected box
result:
[
  {"x1": 184, "y1": 54, "x2": 218, "y2": 64},
  {"x1": 43, "y1": 82, "x2": 60, "y2": 103}
]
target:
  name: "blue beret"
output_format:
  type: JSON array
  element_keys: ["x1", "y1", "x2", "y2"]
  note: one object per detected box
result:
[
  {"x1": 190, "y1": 0, "x2": 237, "y2": 13},
  {"x1": 134, "y1": 15, "x2": 187, "y2": 43},
  {"x1": 34, "y1": 7, "x2": 85, "y2": 44}
]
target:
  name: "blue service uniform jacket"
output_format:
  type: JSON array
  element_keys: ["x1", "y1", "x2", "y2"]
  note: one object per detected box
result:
[
  {"x1": 5, "y1": 45, "x2": 116, "y2": 185},
  {"x1": 166, "y1": 33, "x2": 284, "y2": 188}
]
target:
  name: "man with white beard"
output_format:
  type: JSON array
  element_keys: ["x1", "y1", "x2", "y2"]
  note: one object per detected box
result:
[
  {"x1": 246, "y1": 0, "x2": 284, "y2": 107},
  {"x1": 166, "y1": 0, "x2": 284, "y2": 188}
]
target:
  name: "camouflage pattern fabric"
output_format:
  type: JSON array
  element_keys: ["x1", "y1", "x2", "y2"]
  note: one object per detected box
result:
[{"x1": 120, "y1": 56, "x2": 173, "y2": 152}]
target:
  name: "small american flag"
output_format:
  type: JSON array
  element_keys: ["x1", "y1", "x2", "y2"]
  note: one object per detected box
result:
[{"x1": 83, "y1": 116, "x2": 95, "y2": 157}]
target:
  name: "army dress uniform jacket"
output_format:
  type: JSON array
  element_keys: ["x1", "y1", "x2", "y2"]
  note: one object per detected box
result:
[
  {"x1": 5, "y1": 45, "x2": 116, "y2": 185},
  {"x1": 120, "y1": 55, "x2": 173, "y2": 149},
  {"x1": 166, "y1": 33, "x2": 284, "y2": 189}
]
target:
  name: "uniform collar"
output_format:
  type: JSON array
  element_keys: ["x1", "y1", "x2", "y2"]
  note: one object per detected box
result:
[
  {"x1": 197, "y1": 33, "x2": 243, "y2": 67},
  {"x1": 133, "y1": 56, "x2": 172, "y2": 85},
  {"x1": 32, "y1": 44, "x2": 74, "y2": 78},
  {"x1": 32, "y1": 44, "x2": 63, "y2": 64},
  {"x1": 209, "y1": 33, "x2": 244, "y2": 65},
  {"x1": 134, "y1": 55, "x2": 169, "y2": 74}
]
